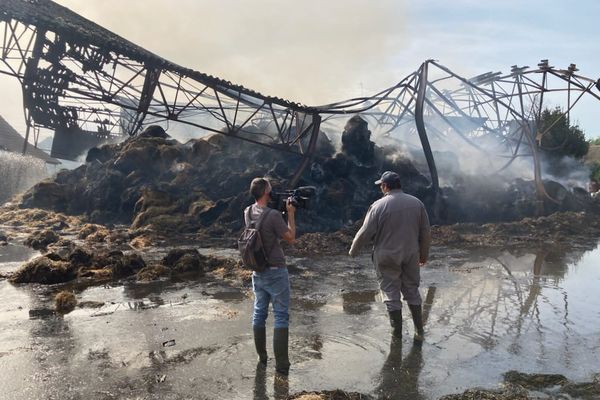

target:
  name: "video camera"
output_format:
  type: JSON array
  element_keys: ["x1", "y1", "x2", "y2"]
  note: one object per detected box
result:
[{"x1": 270, "y1": 186, "x2": 316, "y2": 212}]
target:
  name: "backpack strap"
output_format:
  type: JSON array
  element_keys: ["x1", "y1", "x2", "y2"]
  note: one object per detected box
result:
[
  {"x1": 245, "y1": 206, "x2": 272, "y2": 230},
  {"x1": 244, "y1": 206, "x2": 252, "y2": 228},
  {"x1": 255, "y1": 208, "x2": 273, "y2": 230}
]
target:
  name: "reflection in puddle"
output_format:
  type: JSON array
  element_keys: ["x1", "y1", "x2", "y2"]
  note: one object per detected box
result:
[
  {"x1": 0, "y1": 242, "x2": 38, "y2": 273},
  {"x1": 341, "y1": 289, "x2": 378, "y2": 315},
  {"x1": 0, "y1": 242, "x2": 599, "y2": 399}
]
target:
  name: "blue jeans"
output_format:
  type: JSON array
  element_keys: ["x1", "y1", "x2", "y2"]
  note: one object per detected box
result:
[{"x1": 252, "y1": 268, "x2": 290, "y2": 329}]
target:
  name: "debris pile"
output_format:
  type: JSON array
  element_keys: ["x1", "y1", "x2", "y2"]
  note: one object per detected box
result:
[
  {"x1": 54, "y1": 290, "x2": 77, "y2": 314},
  {"x1": 442, "y1": 176, "x2": 596, "y2": 223},
  {"x1": 441, "y1": 371, "x2": 600, "y2": 400},
  {"x1": 8, "y1": 243, "x2": 244, "y2": 286},
  {"x1": 289, "y1": 210, "x2": 600, "y2": 256},
  {"x1": 16, "y1": 120, "x2": 596, "y2": 241},
  {"x1": 288, "y1": 390, "x2": 372, "y2": 400},
  {"x1": 15, "y1": 123, "x2": 431, "y2": 236}
]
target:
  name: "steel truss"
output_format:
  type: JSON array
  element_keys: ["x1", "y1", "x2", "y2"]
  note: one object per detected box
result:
[{"x1": 2, "y1": 0, "x2": 600, "y2": 216}]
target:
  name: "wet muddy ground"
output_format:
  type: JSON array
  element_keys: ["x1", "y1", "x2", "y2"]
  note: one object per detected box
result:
[{"x1": 1, "y1": 239, "x2": 599, "y2": 399}]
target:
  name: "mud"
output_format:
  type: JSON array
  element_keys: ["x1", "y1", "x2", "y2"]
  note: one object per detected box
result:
[{"x1": 1, "y1": 237, "x2": 599, "y2": 399}]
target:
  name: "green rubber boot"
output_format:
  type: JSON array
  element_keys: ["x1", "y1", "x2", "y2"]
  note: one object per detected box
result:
[
  {"x1": 253, "y1": 326, "x2": 268, "y2": 365},
  {"x1": 273, "y1": 327, "x2": 290, "y2": 375},
  {"x1": 408, "y1": 304, "x2": 424, "y2": 344},
  {"x1": 388, "y1": 310, "x2": 403, "y2": 338}
]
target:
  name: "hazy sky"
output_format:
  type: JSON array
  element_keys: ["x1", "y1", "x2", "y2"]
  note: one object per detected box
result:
[{"x1": 1, "y1": 0, "x2": 599, "y2": 138}]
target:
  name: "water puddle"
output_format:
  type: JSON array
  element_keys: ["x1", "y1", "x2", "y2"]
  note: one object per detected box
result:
[
  {"x1": 0, "y1": 243, "x2": 599, "y2": 399},
  {"x1": 0, "y1": 242, "x2": 38, "y2": 274}
]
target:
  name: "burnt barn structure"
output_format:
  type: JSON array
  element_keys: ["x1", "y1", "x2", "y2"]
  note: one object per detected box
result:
[{"x1": 2, "y1": 0, "x2": 600, "y2": 218}]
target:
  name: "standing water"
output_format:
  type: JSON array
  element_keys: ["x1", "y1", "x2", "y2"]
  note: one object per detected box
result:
[
  {"x1": 0, "y1": 242, "x2": 599, "y2": 399},
  {"x1": 0, "y1": 150, "x2": 49, "y2": 204}
]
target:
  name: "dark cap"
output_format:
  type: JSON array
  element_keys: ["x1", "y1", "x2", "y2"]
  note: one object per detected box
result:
[{"x1": 374, "y1": 171, "x2": 401, "y2": 185}]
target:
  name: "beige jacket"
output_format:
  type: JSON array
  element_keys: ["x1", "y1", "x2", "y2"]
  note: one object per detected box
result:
[{"x1": 349, "y1": 189, "x2": 431, "y2": 266}]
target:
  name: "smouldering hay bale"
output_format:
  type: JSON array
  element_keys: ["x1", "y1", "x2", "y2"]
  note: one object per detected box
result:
[
  {"x1": 503, "y1": 370, "x2": 568, "y2": 390},
  {"x1": 106, "y1": 230, "x2": 130, "y2": 244},
  {"x1": 24, "y1": 229, "x2": 60, "y2": 250},
  {"x1": 86, "y1": 229, "x2": 109, "y2": 243},
  {"x1": 136, "y1": 264, "x2": 170, "y2": 281},
  {"x1": 289, "y1": 390, "x2": 372, "y2": 400},
  {"x1": 111, "y1": 253, "x2": 146, "y2": 278},
  {"x1": 439, "y1": 386, "x2": 529, "y2": 400},
  {"x1": 78, "y1": 223, "x2": 110, "y2": 242},
  {"x1": 0, "y1": 205, "x2": 81, "y2": 230},
  {"x1": 129, "y1": 233, "x2": 156, "y2": 249},
  {"x1": 293, "y1": 395, "x2": 325, "y2": 400},
  {"x1": 78, "y1": 268, "x2": 113, "y2": 282},
  {"x1": 162, "y1": 248, "x2": 202, "y2": 274},
  {"x1": 207, "y1": 259, "x2": 251, "y2": 284},
  {"x1": 55, "y1": 291, "x2": 77, "y2": 314},
  {"x1": 10, "y1": 256, "x2": 76, "y2": 284}
]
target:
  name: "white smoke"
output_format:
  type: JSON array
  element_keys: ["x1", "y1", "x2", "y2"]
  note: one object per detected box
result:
[{"x1": 0, "y1": 150, "x2": 49, "y2": 204}]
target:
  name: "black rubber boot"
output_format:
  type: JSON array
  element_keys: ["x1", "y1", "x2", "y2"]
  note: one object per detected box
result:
[
  {"x1": 253, "y1": 326, "x2": 268, "y2": 365},
  {"x1": 388, "y1": 310, "x2": 403, "y2": 338},
  {"x1": 273, "y1": 327, "x2": 290, "y2": 375},
  {"x1": 408, "y1": 304, "x2": 424, "y2": 344}
]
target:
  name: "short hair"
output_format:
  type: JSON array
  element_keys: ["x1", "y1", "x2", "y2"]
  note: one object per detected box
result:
[
  {"x1": 385, "y1": 179, "x2": 402, "y2": 190},
  {"x1": 250, "y1": 177, "x2": 270, "y2": 200}
]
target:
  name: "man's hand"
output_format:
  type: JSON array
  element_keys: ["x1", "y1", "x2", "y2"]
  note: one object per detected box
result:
[
  {"x1": 419, "y1": 256, "x2": 427, "y2": 267},
  {"x1": 286, "y1": 197, "x2": 296, "y2": 215},
  {"x1": 282, "y1": 198, "x2": 296, "y2": 244}
]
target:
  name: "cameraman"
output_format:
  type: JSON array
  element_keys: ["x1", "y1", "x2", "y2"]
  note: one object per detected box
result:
[
  {"x1": 349, "y1": 171, "x2": 431, "y2": 343},
  {"x1": 246, "y1": 177, "x2": 296, "y2": 375}
]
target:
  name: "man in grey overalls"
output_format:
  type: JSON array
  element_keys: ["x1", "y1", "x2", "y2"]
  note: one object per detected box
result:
[{"x1": 349, "y1": 171, "x2": 431, "y2": 342}]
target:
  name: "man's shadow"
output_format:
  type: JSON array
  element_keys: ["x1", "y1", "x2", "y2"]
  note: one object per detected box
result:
[
  {"x1": 376, "y1": 338, "x2": 424, "y2": 400},
  {"x1": 376, "y1": 285, "x2": 436, "y2": 399},
  {"x1": 253, "y1": 363, "x2": 289, "y2": 400}
]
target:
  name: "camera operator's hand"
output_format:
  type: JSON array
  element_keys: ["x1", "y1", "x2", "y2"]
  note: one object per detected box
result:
[
  {"x1": 286, "y1": 197, "x2": 296, "y2": 215},
  {"x1": 419, "y1": 256, "x2": 427, "y2": 267}
]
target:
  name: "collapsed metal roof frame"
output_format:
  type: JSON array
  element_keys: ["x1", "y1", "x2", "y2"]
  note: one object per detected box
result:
[{"x1": 2, "y1": 0, "x2": 600, "y2": 217}]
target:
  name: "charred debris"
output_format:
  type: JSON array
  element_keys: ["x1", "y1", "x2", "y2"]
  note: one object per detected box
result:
[{"x1": 17, "y1": 119, "x2": 597, "y2": 239}]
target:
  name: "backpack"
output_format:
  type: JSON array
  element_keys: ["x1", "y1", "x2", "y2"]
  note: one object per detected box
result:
[{"x1": 238, "y1": 206, "x2": 273, "y2": 272}]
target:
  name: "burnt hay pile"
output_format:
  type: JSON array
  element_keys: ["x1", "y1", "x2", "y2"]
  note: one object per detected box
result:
[
  {"x1": 18, "y1": 118, "x2": 431, "y2": 235},
  {"x1": 9, "y1": 244, "x2": 245, "y2": 286},
  {"x1": 17, "y1": 117, "x2": 597, "y2": 238}
]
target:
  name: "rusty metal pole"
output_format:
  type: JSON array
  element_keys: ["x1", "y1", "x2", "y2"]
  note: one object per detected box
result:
[
  {"x1": 289, "y1": 113, "x2": 321, "y2": 188},
  {"x1": 21, "y1": 113, "x2": 31, "y2": 155},
  {"x1": 532, "y1": 134, "x2": 545, "y2": 216},
  {"x1": 21, "y1": 27, "x2": 46, "y2": 155},
  {"x1": 130, "y1": 67, "x2": 161, "y2": 135},
  {"x1": 512, "y1": 66, "x2": 545, "y2": 216},
  {"x1": 414, "y1": 61, "x2": 442, "y2": 220}
]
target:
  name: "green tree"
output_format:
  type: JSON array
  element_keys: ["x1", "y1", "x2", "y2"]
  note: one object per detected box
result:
[
  {"x1": 539, "y1": 107, "x2": 589, "y2": 159},
  {"x1": 591, "y1": 162, "x2": 600, "y2": 183}
]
